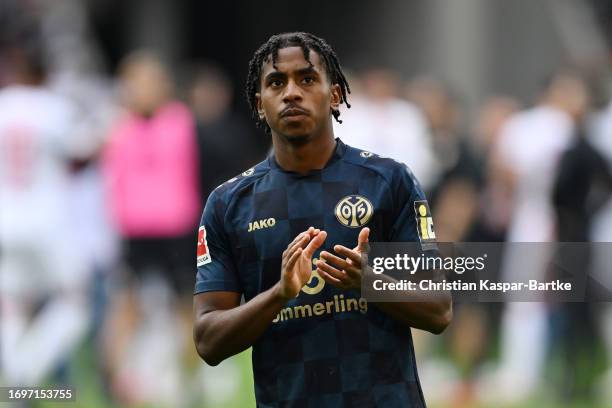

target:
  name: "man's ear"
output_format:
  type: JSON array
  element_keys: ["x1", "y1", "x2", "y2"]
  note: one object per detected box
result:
[
  {"x1": 255, "y1": 93, "x2": 265, "y2": 120},
  {"x1": 330, "y1": 84, "x2": 341, "y2": 112}
]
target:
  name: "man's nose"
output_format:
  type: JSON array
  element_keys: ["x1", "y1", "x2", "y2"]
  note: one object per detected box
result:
[{"x1": 282, "y1": 80, "x2": 303, "y2": 103}]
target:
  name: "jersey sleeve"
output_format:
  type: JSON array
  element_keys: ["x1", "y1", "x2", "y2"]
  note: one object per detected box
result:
[
  {"x1": 194, "y1": 190, "x2": 243, "y2": 294},
  {"x1": 388, "y1": 164, "x2": 437, "y2": 251}
]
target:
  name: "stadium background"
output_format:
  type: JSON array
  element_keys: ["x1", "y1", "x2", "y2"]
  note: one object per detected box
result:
[{"x1": 2, "y1": 0, "x2": 612, "y2": 407}]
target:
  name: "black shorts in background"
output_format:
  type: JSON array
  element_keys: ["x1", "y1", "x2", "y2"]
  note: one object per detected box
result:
[{"x1": 123, "y1": 232, "x2": 196, "y2": 297}]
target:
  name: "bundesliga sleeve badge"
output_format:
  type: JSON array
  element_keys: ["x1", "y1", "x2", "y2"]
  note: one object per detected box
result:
[{"x1": 197, "y1": 226, "x2": 212, "y2": 266}]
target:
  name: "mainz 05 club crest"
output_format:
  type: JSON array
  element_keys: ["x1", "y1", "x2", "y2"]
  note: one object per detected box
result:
[{"x1": 335, "y1": 195, "x2": 373, "y2": 228}]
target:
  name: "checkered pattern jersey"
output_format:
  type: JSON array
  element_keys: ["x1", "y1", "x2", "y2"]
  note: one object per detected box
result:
[{"x1": 195, "y1": 138, "x2": 428, "y2": 407}]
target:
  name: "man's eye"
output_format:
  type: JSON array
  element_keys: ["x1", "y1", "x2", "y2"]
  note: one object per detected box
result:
[
  {"x1": 269, "y1": 79, "x2": 283, "y2": 87},
  {"x1": 302, "y1": 76, "x2": 315, "y2": 84}
]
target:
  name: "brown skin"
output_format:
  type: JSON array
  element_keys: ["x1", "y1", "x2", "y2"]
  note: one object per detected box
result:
[
  {"x1": 193, "y1": 47, "x2": 451, "y2": 366},
  {"x1": 119, "y1": 52, "x2": 172, "y2": 117},
  {"x1": 2, "y1": 46, "x2": 46, "y2": 87}
]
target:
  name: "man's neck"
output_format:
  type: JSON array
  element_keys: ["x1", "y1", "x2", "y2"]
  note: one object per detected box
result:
[{"x1": 272, "y1": 131, "x2": 337, "y2": 174}]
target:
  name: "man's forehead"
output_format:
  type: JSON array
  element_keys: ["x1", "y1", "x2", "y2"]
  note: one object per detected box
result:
[{"x1": 261, "y1": 46, "x2": 324, "y2": 75}]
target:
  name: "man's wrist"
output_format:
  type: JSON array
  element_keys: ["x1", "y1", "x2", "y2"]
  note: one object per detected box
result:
[{"x1": 271, "y1": 282, "x2": 293, "y2": 305}]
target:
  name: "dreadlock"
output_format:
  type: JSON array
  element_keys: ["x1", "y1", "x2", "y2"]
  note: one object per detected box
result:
[{"x1": 246, "y1": 32, "x2": 351, "y2": 133}]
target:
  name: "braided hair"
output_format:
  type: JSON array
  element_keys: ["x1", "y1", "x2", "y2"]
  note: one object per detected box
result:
[{"x1": 245, "y1": 32, "x2": 351, "y2": 133}]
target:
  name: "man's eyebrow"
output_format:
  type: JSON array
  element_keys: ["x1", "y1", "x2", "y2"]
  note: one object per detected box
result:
[
  {"x1": 263, "y1": 71, "x2": 286, "y2": 81},
  {"x1": 296, "y1": 66, "x2": 318, "y2": 75},
  {"x1": 264, "y1": 65, "x2": 319, "y2": 80}
]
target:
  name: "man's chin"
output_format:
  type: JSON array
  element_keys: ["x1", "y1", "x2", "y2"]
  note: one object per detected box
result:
[{"x1": 278, "y1": 130, "x2": 312, "y2": 145}]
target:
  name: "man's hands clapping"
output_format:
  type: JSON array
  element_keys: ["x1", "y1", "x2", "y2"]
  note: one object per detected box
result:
[
  {"x1": 316, "y1": 227, "x2": 370, "y2": 292},
  {"x1": 278, "y1": 227, "x2": 327, "y2": 300}
]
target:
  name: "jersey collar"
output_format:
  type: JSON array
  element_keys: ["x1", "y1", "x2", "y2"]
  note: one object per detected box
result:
[{"x1": 268, "y1": 137, "x2": 347, "y2": 174}]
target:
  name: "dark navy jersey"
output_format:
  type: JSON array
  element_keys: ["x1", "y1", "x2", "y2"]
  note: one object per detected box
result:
[{"x1": 195, "y1": 139, "x2": 431, "y2": 407}]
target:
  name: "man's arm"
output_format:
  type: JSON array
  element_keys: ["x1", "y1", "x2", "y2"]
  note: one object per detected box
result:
[
  {"x1": 193, "y1": 227, "x2": 327, "y2": 366},
  {"x1": 316, "y1": 227, "x2": 452, "y2": 335},
  {"x1": 193, "y1": 286, "x2": 287, "y2": 366}
]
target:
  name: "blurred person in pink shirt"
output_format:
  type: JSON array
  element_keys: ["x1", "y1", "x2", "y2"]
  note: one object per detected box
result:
[
  {"x1": 103, "y1": 51, "x2": 200, "y2": 239},
  {"x1": 101, "y1": 51, "x2": 200, "y2": 407}
]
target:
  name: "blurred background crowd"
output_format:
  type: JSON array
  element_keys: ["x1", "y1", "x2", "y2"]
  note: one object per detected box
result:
[{"x1": 2, "y1": 0, "x2": 612, "y2": 407}]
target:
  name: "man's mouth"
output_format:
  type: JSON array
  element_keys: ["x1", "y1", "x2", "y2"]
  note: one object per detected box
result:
[{"x1": 280, "y1": 107, "x2": 309, "y2": 118}]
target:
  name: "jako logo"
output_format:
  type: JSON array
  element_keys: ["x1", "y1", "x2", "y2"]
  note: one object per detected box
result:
[{"x1": 248, "y1": 217, "x2": 276, "y2": 232}]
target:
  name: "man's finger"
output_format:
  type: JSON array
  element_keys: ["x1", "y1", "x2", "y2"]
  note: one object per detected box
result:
[
  {"x1": 303, "y1": 230, "x2": 327, "y2": 258},
  {"x1": 356, "y1": 227, "x2": 370, "y2": 253},
  {"x1": 316, "y1": 259, "x2": 347, "y2": 281},
  {"x1": 332, "y1": 245, "x2": 362, "y2": 265},
  {"x1": 286, "y1": 227, "x2": 319, "y2": 254},
  {"x1": 320, "y1": 250, "x2": 352, "y2": 271},
  {"x1": 289, "y1": 229, "x2": 310, "y2": 247},
  {"x1": 293, "y1": 231, "x2": 306, "y2": 243},
  {"x1": 285, "y1": 233, "x2": 304, "y2": 257},
  {"x1": 309, "y1": 227, "x2": 320, "y2": 237},
  {"x1": 287, "y1": 233, "x2": 311, "y2": 256},
  {"x1": 285, "y1": 247, "x2": 303, "y2": 271},
  {"x1": 317, "y1": 268, "x2": 342, "y2": 285}
]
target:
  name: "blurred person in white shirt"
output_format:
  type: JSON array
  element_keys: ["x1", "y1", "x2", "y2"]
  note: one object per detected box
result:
[
  {"x1": 481, "y1": 71, "x2": 589, "y2": 404},
  {"x1": 333, "y1": 67, "x2": 438, "y2": 190},
  {"x1": 0, "y1": 38, "x2": 93, "y2": 387}
]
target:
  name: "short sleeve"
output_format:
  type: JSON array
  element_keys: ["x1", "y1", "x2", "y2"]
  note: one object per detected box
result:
[
  {"x1": 388, "y1": 164, "x2": 437, "y2": 251},
  {"x1": 194, "y1": 190, "x2": 243, "y2": 294}
]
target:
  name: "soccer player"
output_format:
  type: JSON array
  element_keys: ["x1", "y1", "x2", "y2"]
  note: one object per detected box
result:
[{"x1": 193, "y1": 32, "x2": 452, "y2": 407}]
